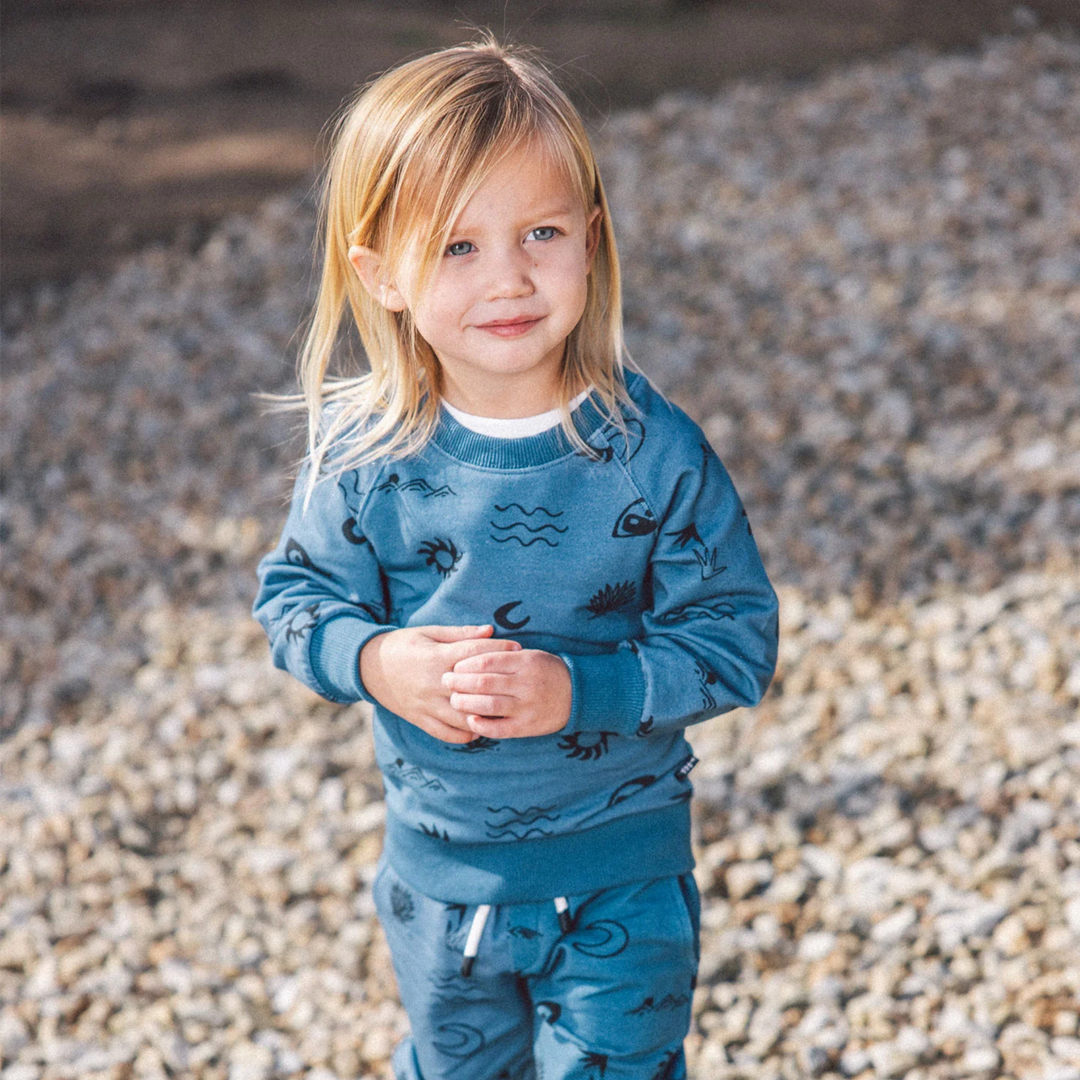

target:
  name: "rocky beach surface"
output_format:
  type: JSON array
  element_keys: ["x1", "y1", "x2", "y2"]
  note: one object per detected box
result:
[{"x1": 2, "y1": 28, "x2": 1079, "y2": 1080}]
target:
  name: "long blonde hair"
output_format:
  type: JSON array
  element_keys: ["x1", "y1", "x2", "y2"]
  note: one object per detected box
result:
[{"x1": 299, "y1": 35, "x2": 630, "y2": 485}]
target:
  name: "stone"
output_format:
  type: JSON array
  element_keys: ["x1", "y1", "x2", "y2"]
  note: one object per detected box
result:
[
  {"x1": 959, "y1": 1044, "x2": 1001, "y2": 1073},
  {"x1": 871, "y1": 906, "x2": 918, "y2": 945},
  {"x1": 726, "y1": 860, "x2": 773, "y2": 900}
]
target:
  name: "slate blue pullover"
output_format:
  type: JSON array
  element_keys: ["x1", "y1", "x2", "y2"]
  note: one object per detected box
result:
[{"x1": 253, "y1": 372, "x2": 779, "y2": 905}]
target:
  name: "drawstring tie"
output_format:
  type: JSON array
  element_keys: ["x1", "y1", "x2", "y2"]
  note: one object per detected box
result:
[
  {"x1": 554, "y1": 895, "x2": 572, "y2": 933},
  {"x1": 460, "y1": 897, "x2": 572, "y2": 976},
  {"x1": 460, "y1": 904, "x2": 490, "y2": 976}
]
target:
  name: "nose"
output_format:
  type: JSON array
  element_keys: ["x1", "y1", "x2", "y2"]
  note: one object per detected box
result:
[{"x1": 484, "y1": 244, "x2": 534, "y2": 301}]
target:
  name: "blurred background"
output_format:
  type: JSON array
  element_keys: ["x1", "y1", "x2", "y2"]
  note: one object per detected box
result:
[
  {"x1": 3, "y1": 4, "x2": 1080, "y2": 1080},
  {"x1": 2, "y1": 0, "x2": 1079, "y2": 293}
]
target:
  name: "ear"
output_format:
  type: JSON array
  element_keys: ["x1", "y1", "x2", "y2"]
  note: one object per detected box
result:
[
  {"x1": 584, "y1": 207, "x2": 602, "y2": 272},
  {"x1": 348, "y1": 245, "x2": 407, "y2": 312}
]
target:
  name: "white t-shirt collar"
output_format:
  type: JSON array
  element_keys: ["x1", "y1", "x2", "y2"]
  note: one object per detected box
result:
[{"x1": 442, "y1": 387, "x2": 592, "y2": 439}]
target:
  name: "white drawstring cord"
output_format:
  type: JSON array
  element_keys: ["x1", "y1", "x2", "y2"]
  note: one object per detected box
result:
[
  {"x1": 554, "y1": 896, "x2": 572, "y2": 934},
  {"x1": 460, "y1": 898, "x2": 572, "y2": 976},
  {"x1": 460, "y1": 904, "x2": 491, "y2": 976}
]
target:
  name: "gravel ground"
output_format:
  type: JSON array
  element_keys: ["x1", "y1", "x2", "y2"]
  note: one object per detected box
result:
[{"x1": 2, "y1": 28, "x2": 1079, "y2": 1080}]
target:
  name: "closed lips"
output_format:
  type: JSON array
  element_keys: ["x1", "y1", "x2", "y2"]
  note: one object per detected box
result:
[{"x1": 476, "y1": 317, "x2": 542, "y2": 330}]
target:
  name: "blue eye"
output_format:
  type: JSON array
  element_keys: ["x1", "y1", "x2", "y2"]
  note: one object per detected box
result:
[
  {"x1": 446, "y1": 241, "x2": 475, "y2": 257},
  {"x1": 529, "y1": 226, "x2": 559, "y2": 241}
]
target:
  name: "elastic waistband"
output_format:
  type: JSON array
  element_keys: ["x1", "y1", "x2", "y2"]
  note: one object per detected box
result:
[{"x1": 384, "y1": 801, "x2": 694, "y2": 905}]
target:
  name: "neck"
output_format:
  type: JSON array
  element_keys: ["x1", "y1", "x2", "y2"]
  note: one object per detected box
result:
[{"x1": 439, "y1": 371, "x2": 572, "y2": 419}]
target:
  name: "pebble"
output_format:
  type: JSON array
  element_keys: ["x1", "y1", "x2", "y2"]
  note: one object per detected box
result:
[{"x1": 2, "y1": 25, "x2": 1079, "y2": 1080}]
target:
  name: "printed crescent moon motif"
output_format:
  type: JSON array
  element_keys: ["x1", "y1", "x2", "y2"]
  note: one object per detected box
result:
[
  {"x1": 341, "y1": 517, "x2": 368, "y2": 545},
  {"x1": 536, "y1": 1001, "x2": 562, "y2": 1024},
  {"x1": 494, "y1": 600, "x2": 531, "y2": 631},
  {"x1": 433, "y1": 1022, "x2": 486, "y2": 1058},
  {"x1": 571, "y1": 919, "x2": 630, "y2": 958}
]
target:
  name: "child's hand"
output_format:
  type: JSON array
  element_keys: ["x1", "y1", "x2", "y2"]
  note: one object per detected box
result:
[
  {"x1": 442, "y1": 649, "x2": 572, "y2": 739},
  {"x1": 360, "y1": 625, "x2": 521, "y2": 744}
]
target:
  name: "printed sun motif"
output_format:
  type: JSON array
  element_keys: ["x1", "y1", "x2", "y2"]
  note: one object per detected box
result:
[{"x1": 417, "y1": 538, "x2": 462, "y2": 578}]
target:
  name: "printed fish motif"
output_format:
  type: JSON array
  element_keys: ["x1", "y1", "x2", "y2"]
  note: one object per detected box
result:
[
  {"x1": 285, "y1": 538, "x2": 333, "y2": 579},
  {"x1": 612, "y1": 498, "x2": 657, "y2": 538}
]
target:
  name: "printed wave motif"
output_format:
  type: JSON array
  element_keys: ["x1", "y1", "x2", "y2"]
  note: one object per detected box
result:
[
  {"x1": 484, "y1": 803, "x2": 561, "y2": 840},
  {"x1": 489, "y1": 503, "x2": 567, "y2": 548},
  {"x1": 431, "y1": 971, "x2": 490, "y2": 1005}
]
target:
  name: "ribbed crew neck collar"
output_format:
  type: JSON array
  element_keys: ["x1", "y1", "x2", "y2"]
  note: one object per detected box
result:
[{"x1": 431, "y1": 391, "x2": 609, "y2": 468}]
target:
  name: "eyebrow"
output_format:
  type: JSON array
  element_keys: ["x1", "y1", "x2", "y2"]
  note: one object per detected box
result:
[
  {"x1": 526, "y1": 204, "x2": 577, "y2": 218},
  {"x1": 451, "y1": 204, "x2": 578, "y2": 235}
]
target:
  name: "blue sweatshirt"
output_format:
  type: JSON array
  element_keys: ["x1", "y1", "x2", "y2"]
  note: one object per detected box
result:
[{"x1": 253, "y1": 372, "x2": 778, "y2": 904}]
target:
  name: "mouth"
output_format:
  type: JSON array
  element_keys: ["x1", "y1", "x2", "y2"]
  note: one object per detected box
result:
[{"x1": 475, "y1": 316, "x2": 543, "y2": 337}]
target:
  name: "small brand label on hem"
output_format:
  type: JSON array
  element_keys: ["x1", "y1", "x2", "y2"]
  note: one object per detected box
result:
[{"x1": 675, "y1": 754, "x2": 699, "y2": 782}]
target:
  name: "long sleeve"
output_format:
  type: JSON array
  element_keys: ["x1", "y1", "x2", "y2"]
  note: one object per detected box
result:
[
  {"x1": 561, "y1": 431, "x2": 778, "y2": 736},
  {"x1": 252, "y1": 462, "x2": 395, "y2": 704}
]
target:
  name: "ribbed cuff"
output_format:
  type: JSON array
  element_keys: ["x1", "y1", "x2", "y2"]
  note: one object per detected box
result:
[
  {"x1": 558, "y1": 648, "x2": 647, "y2": 735},
  {"x1": 310, "y1": 616, "x2": 396, "y2": 704}
]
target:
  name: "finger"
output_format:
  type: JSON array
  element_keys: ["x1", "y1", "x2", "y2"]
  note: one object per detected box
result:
[
  {"x1": 445, "y1": 636, "x2": 522, "y2": 664},
  {"x1": 451, "y1": 650, "x2": 527, "y2": 674},
  {"x1": 418, "y1": 713, "x2": 476, "y2": 743},
  {"x1": 422, "y1": 623, "x2": 495, "y2": 643},
  {"x1": 465, "y1": 714, "x2": 526, "y2": 739},
  {"x1": 430, "y1": 700, "x2": 476, "y2": 729},
  {"x1": 449, "y1": 692, "x2": 516, "y2": 717},
  {"x1": 441, "y1": 671, "x2": 515, "y2": 694}
]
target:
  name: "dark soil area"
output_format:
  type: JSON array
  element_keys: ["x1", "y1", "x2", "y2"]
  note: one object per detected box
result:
[{"x1": 2, "y1": 0, "x2": 1078, "y2": 293}]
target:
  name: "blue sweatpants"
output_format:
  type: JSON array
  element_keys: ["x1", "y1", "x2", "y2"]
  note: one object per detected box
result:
[{"x1": 372, "y1": 858, "x2": 700, "y2": 1080}]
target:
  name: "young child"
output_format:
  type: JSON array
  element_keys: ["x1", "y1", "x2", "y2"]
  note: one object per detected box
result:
[{"x1": 254, "y1": 37, "x2": 778, "y2": 1080}]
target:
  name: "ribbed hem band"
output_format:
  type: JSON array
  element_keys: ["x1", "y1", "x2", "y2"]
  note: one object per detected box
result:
[{"x1": 383, "y1": 800, "x2": 694, "y2": 905}]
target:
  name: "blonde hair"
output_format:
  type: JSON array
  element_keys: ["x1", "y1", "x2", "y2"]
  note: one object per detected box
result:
[{"x1": 299, "y1": 35, "x2": 630, "y2": 483}]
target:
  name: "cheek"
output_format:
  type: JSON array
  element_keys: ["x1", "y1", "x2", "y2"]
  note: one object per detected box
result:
[
  {"x1": 411, "y1": 290, "x2": 461, "y2": 341},
  {"x1": 558, "y1": 260, "x2": 591, "y2": 321}
]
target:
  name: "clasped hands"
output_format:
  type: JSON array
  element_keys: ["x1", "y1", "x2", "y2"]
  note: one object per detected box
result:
[{"x1": 359, "y1": 624, "x2": 572, "y2": 744}]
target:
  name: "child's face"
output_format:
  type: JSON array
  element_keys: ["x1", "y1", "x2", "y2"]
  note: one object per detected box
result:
[{"x1": 405, "y1": 145, "x2": 600, "y2": 413}]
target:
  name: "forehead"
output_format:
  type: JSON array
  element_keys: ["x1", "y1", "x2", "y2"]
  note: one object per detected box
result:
[{"x1": 451, "y1": 143, "x2": 584, "y2": 228}]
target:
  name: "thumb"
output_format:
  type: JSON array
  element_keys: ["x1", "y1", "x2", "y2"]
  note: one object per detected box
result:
[{"x1": 423, "y1": 624, "x2": 495, "y2": 643}]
